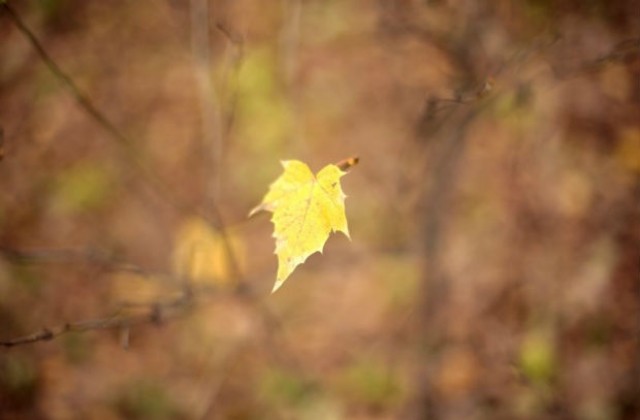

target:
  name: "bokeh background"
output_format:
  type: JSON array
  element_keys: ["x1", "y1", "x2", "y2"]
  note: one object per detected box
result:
[{"x1": 1, "y1": 1, "x2": 639, "y2": 419}]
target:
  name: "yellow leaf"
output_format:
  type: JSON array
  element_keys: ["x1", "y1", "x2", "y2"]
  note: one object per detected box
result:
[
  {"x1": 172, "y1": 217, "x2": 243, "y2": 289},
  {"x1": 110, "y1": 272, "x2": 182, "y2": 309},
  {"x1": 250, "y1": 159, "x2": 356, "y2": 292}
]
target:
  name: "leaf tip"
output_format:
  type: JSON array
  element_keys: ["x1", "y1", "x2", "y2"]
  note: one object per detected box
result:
[
  {"x1": 343, "y1": 228, "x2": 351, "y2": 241},
  {"x1": 271, "y1": 278, "x2": 285, "y2": 293}
]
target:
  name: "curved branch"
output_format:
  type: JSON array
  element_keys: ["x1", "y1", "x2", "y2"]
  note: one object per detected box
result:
[{"x1": 1, "y1": 2, "x2": 204, "y2": 221}]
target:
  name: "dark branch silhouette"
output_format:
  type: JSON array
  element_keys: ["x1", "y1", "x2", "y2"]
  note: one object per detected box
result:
[
  {"x1": 0, "y1": 294, "x2": 192, "y2": 347},
  {"x1": 0, "y1": 245, "x2": 147, "y2": 275}
]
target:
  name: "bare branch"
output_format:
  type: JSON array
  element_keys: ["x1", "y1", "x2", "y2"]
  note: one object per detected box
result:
[
  {"x1": 215, "y1": 21, "x2": 244, "y2": 47},
  {"x1": 551, "y1": 36, "x2": 640, "y2": 78},
  {"x1": 215, "y1": 21, "x2": 244, "y2": 142},
  {"x1": 0, "y1": 245, "x2": 147, "y2": 274},
  {"x1": 0, "y1": 294, "x2": 191, "y2": 348},
  {"x1": 0, "y1": 4, "x2": 126, "y2": 149},
  {"x1": 1, "y1": 2, "x2": 205, "y2": 221}
]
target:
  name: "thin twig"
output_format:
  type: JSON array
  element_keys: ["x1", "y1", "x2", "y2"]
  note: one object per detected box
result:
[
  {"x1": 0, "y1": 245, "x2": 146, "y2": 274},
  {"x1": 1, "y1": 2, "x2": 203, "y2": 221},
  {"x1": 1, "y1": 4, "x2": 129, "y2": 151},
  {"x1": 551, "y1": 36, "x2": 640, "y2": 78},
  {"x1": 1, "y1": 2, "x2": 245, "y2": 281},
  {"x1": 215, "y1": 21, "x2": 244, "y2": 143},
  {"x1": 190, "y1": 0, "x2": 223, "y2": 208},
  {"x1": 207, "y1": 21, "x2": 246, "y2": 286},
  {"x1": 0, "y1": 294, "x2": 191, "y2": 347}
]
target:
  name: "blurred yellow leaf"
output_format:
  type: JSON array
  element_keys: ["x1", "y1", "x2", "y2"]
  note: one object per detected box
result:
[
  {"x1": 110, "y1": 272, "x2": 181, "y2": 308},
  {"x1": 519, "y1": 329, "x2": 556, "y2": 386},
  {"x1": 250, "y1": 159, "x2": 356, "y2": 292},
  {"x1": 172, "y1": 217, "x2": 243, "y2": 289},
  {"x1": 616, "y1": 127, "x2": 640, "y2": 173}
]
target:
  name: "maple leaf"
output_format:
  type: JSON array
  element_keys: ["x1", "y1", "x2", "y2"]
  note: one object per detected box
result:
[{"x1": 250, "y1": 158, "x2": 358, "y2": 292}]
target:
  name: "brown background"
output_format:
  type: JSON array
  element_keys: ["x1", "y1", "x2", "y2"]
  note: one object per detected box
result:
[{"x1": 0, "y1": 1, "x2": 638, "y2": 419}]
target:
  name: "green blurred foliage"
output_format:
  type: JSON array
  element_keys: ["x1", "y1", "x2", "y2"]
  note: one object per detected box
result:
[
  {"x1": 236, "y1": 47, "x2": 292, "y2": 153},
  {"x1": 50, "y1": 163, "x2": 112, "y2": 214},
  {"x1": 114, "y1": 379, "x2": 183, "y2": 420},
  {"x1": 233, "y1": 47, "x2": 294, "y2": 200},
  {"x1": 256, "y1": 367, "x2": 349, "y2": 420},
  {"x1": 337, "y1": 357, "x2": 403, "y2": 410},
  {"x1": 1, "y1": 354, "x2": 37, "y2": 393},
  {"x1": 373, "y1": 255, "x2": 420, "y2": 310},
  {"x1": 519, "y1": 329, "x2": 557, "y2": 387},
  {"x1": 32, "y1": 0, "x2": 68, "y2": 17},
  {"x1": 62, "y1": 332, "x2": 93, "y2": 365},
  {"x1": 7, "y1": 265, "x2": 42, "y2": 294},
  {"x1": 0, "y1": 353, "x2": 40, "y2": 409},
  {"x1": 257, "y1": 367, "x2": 312, "y2": 407}
]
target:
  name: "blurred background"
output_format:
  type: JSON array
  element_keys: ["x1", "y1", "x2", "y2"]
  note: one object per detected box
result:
[{"x1": 1, "y1": 1, "x2": 639, "y2": 419}]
